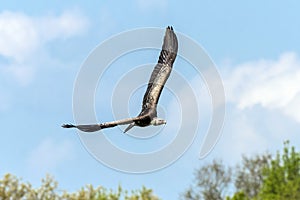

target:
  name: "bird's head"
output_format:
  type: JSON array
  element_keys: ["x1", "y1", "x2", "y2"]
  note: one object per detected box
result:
[{"x1": 151, "y1": 117, "x2": 167, "y2": 126}]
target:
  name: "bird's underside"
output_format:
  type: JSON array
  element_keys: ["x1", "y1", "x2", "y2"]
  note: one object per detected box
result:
[{"x1": 62, "y1": 26, "x2": 178, "y2": 133}]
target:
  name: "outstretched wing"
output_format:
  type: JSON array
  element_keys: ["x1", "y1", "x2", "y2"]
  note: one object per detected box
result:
[
  {"x1": 62, "y1": 116, "x2": 142, "y2": 132},
  {"x1": 62, "y1": 26, "x2": 178, "y2": 133},
  {"x1": 141, "y1": 26, "x2": 178, "y2": 111}
]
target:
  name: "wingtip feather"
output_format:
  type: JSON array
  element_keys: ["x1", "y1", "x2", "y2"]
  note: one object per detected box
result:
[
  {"x1": 62, "y1": 124, "x2": 76, "y2": 128},
  {"x1": 167, "y1": 26, "x2": 173, "y2": 31}
]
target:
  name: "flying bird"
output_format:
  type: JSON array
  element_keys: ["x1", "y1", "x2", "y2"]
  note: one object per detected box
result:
[{"x1": 62, "y1": 26, "x2": 178, "y2": 133}]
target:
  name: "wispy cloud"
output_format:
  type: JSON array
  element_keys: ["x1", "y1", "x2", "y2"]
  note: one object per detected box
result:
[
  {"x1": 0, "y1": 9, "x2": 89, "y2": 85},
  {"x1": 37, "y1": 9, "x2": 89, "y2": 42},
  {"x1": 0, "y1": 11, "x2": 38, "y2": 62},
  {"x1": 161, "y1": 52, "x2": 300, "y2": 164},
  {"x1": 27, "y1": 137, "x2": 75, "y2": 175},
  {"x1": 224, "y1": 52, "x2": 300, "y2": 123},
  {"x1": 206, "y1": 52, "x2": 300, "y2": 164}
]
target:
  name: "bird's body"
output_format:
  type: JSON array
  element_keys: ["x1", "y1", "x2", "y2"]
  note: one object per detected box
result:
[{"x1": 62, "y1": 26, "x2": 178, "y2": 133}]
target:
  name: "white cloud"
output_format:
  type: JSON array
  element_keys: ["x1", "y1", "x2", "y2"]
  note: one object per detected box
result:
[
  {"x1": 37, "y1": 10, "x2": 89, "y2": 42},
  {"x1": 200, "y1": 52, "x2": 300, "y2": 164},
  {"x1": 0, "y1": 10, "x2": 89, "y2": 85},
  {"x1": 283, "y1": 93, "x2": 300, "y2": 122},
  {"x1": 27, "y1": 138, "x2": 75, "y2": 174},
  {"x1": 160, "y1": 52, "x2": 300, "y2": 165},
  {"x1": 0, "y1": 12, "x2": 38, "y2": 62},
  {"x1": 224, "y1": 52, "x2": 300, "y2": 123}
]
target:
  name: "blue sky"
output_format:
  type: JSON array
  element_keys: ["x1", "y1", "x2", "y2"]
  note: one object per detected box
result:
[{"x1": 1, "y1": 0, "x2": 300, "y2": 199}]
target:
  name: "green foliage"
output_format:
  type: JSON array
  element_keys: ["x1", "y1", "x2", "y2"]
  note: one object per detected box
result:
[
  {"x1": 3, "y1": 141, "x2": 300, "y2": 200},
  {"x1": 184, "y1": 141, "x2": 300, "y2": 200},
  {"x1": 259, "y1": 141, "x2": 300, "y2": 200},
  {"x1": 226, "y1": 191, "x2": 246, "y2": 200},
  {"x1": 0, "y1": 173, "x2": 160, "y2": 200},
  {"x1": 234, "y1": 154, "x2": 271, "y2": 199},
  {"x1": 0, "y1": 173, "x2": 32, "y2": 200}
]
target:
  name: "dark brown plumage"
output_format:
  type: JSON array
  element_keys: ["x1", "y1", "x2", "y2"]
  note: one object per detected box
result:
[{"x1": 62, "y1": 26, "x2": 178, "y2": 133}]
